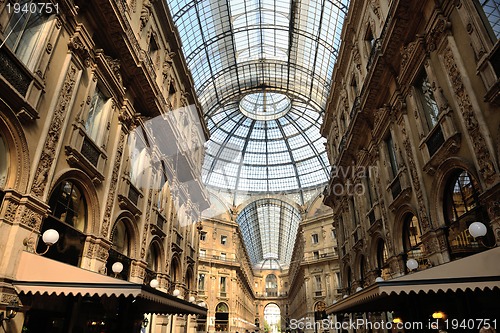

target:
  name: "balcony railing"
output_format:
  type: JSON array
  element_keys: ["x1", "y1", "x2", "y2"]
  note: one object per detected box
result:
[
  {"x1": 80, "y1": 137, "x2": 101, "y2": 167},
  {"x1": 390, "y1": 175, "x2": 402, "y2": 199},
  {"x1": 128, "y1": 184, "x2": 141, "y2": 206},
  {"x1": 426, "y1": 125, "x2": 445, "y2": 157},
  {"x1": 0, "y1": 46, "x2": 32, "y2": 96}
]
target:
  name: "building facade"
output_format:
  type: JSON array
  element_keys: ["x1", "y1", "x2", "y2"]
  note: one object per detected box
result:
[
  {"x1": 197, "y1": 194, "x2": 340, "y2": 333},
  {"x1": 322, "y1": 0, "x2": 500, "y2": 329},
  {"x1": 0, "y1": 0, "x2": 209, "y2": 332}
]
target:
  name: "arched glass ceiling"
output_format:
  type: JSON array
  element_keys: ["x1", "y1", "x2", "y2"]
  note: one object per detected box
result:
[
  {"x1": 237, "y1": 199, "x2": 301, "y2": 268},
  {"x1": 167, "y1": 0, "x2": 349, "y2": 201}
]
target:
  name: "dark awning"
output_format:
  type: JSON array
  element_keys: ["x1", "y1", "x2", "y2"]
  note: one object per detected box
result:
[
  {"x1": 327, "y1": 247, "x2": 500, "y2": 314},
  {"x1": 13, "y1": 251, "x2": 206, "y2": 316}
]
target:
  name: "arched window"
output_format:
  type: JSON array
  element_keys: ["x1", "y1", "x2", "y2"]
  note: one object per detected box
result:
[
  {"x1": 359, "y1": 255, "x2": 367, "y2": 286},
  {"x1": 169, "y1": 257, "x2": 180, "y2": 293},
  {"x1": 111, "y1": 220, "x2": 130, "y2": 256},
  {"x1": 145, "y1": 242, "x2": 160, "y2": 285},
  {"x1": 215, "y1": 302, "x2": 229, "y2": 332},
  {"x1": 265, "y1": 274, "x2": 278, "y2": 296},
  {"x1": 376, "y1": 239, "x2": 388, "y2": 270},
  {"x1": 146, "y1": 243, "x2": 160, "y2": 272},
  {"x1": 444, "y1": 169, "x2": 489, "y2": 259},
  {"x1": 346, "y1": 267, "x2": 352, "y2": 294},
  {"x1": 376, "y1": 239, "x2": 390, "y2": 279},
  {"x1": 0, "y1": 134, "x2": 8, "y2": 189},
  {"x1": 186, "y1": 268, "x2": 194, "y2": 290},
  {"x1": 444, "y1": 170, "x2": 480, "y2": 223},
  {"x1": 107, "y1": 219, "x2": 132, "y2": 280},
  {"x1": 403, "y1": 214, "x2": 423, "y2": 259},
  {"x1": 40, "y1": 180, "x2": 87, "y2": 267},
  {"x1": 48, "y1": 180, "x2": 86, "y2": 232}
]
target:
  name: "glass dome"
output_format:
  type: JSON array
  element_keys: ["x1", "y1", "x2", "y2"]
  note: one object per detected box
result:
[
  {"x1": 167, "y1": 0, "x2": 348, "y2": 200},
  {"x1": 202, "y1": 98, "x2": 330, "y2": 197},
  {"x1": 239, "y1": 91, "x2": 291, "y2": 120}
]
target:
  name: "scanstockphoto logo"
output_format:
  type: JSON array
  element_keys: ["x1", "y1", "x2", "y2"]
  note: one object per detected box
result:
[
  {"x1": 328, "y1": 165, "x2": 378, "y2": 197},
  {"x1": 125, "y1": 104, "x2": 240, "y2": 226}
]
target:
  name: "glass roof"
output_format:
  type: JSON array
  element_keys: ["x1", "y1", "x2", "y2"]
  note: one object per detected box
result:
[
  {"x1": 239, "y1": 91, "x2": 291, "y2": 120},
  {"x1": 166, "y1": 0, "x2": 349, "y2": 202},
  {"x1": 236, "y1": 198, "x2": 301, "y2": 268}
]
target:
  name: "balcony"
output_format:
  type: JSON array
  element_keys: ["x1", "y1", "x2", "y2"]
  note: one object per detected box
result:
[
  {"x1": 0, "y1": 45, "x2": 41, "y2": 121},
  {"x1": 118, "y1": 180, "x2": 142, "y2": 217},
  {"x1": 388, "y1": 168, "x2": 411, "y2": 210},
  {"x1": 150, "y1": 208, "x2": 166, "y2": 238},
  {"x1": 425, "y1": 125, "x2": 445, "y2": 157},
  {"x1": 171, "y1": 229, "x2": 183, "y2": 252},
  {"x1": 65, "y1": 125, "x2": 107, "y2": 185}
]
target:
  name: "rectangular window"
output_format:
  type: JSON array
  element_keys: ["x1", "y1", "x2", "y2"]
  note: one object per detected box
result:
[
  {"x1": 200, "y1": 231, "x2": 207, "y2": 241},
  {"x1": 199, "y1": 249, "x2": 206, "y2": 257},
  {"x1": 221, "y1": 235, "x2": 227, "y2": 245},
  {"x1": 220, "y1": 276, "x2": 226, "y2": 293},
  {"x1": 415, "y1": 73, "x2": 439, "y2": 131},
  {"x1": 198, "y1": 273, "x2": 205, "y2": 290},
  {"x1": 311, "y1": 233, "x2": 319, "y2": 244},
  {"x1": 220, "y1": 252, "x2": 226, "y2": 260},
  {"x1": 313, "y1": 251, "x2": 320, "y2": 259},
  {"x1": 3, "y1": 1, "x2": 52, "y2": 69},
  {"x1": 85, "y1": 87, "x2": 110, "y2": 144},
  {"x1": 385, "y1": 134, "x2": 398, "y2": 178},
  {"x1": 315, "y1": 276, "x2": 322, "y2": 290}
]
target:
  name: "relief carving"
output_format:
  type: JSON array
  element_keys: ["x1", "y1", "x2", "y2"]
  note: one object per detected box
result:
[
  {"x1": 140, "y1": 221, "x2": 149, "y2": 259},
  {"x1": 426, "y1": 17, "x2": 451, "y2": 52},
  {"x1": 101, "y1": 130, "x2": 125, "y2": 237},
  {"x1": 140, "y1": 0, "x2": 152, "y2": 30},
  {"x1": 68, "y1": 36, "x2": 92, "y2": 67},
  {"x1": 162, "y1": 51, "x2": 176, "y2": 83},
  {"x1": 401, "y1": 127, "x2": 431, "y2": 232},
  {"x1": 369, "y1": 0, "x2": 381, "y2": 20},
  {"x1": 31, "y1": 65, "x2": 78, "y2": 198},
  {"x1": 104, "y1": 55, "x2": 123, "y2": 86},
  {"x1": 442, "y1": 46, "x2": 497, "y2": 184}
]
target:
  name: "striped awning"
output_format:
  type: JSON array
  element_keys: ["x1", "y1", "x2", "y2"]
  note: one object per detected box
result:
[
  {"x1": 327, "y1": 247, "x2": 500, "y2": 314},
  {"x1": 13, "y1": 251, "x2": 206, "y2": 316}
]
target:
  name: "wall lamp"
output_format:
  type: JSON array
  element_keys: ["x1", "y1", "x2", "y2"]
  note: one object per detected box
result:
[
  {"x1": 468, "y1": 222, "x2": 496, "y2": 248},
  {"x1": 406, "y1": 258, "x2": 419, "y2": 271},
  {"x1": 0, "y1": 300, "x2": 20, "y2": 323},
  {"x1": 23, "y1": 229, "x2": 59, "y2": 255},
  {"x1": 111, "y1": 262, "x2": 123, "y2": 277},
  {"x1": 142, "y1": 317, "x2": 149, "y2": 328}
]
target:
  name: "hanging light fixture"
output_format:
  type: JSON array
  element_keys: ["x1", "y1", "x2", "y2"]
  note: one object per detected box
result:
[{"x1": 375, "y1": 277, "x2": 384, "y2": 282}]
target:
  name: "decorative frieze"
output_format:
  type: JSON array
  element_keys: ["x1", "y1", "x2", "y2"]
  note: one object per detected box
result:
[
  {"x1": 442, "y1": 45, "x2": 497, "y2": 184},
  {"x1": 400, "y1": 127, "x2": 431, "y2": 232},
  {"x1": 101, "y1": 130, "x2": 126, "y2": 238},
  {"x1": 31, "y1": 65, "x2": 79, "y2": 198}
]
